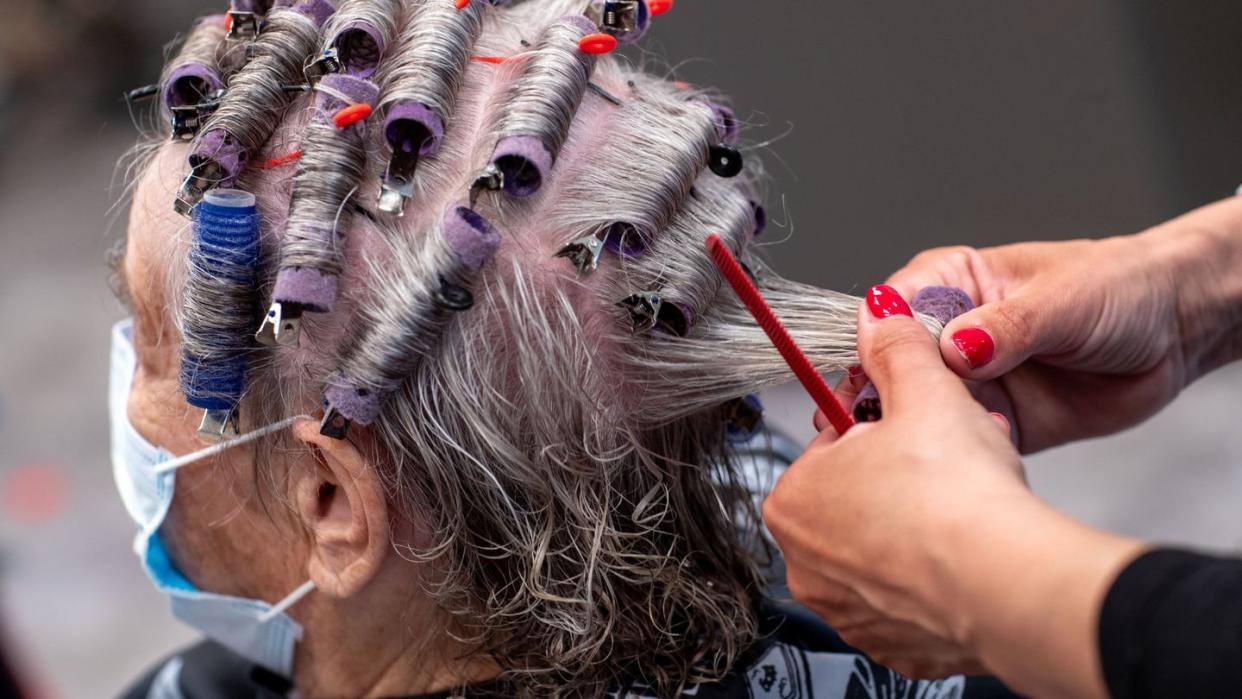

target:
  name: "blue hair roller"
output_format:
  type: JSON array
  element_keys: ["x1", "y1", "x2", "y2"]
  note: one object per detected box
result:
[{"x1": 179, "y1": 188, "x2": 261, "y2": 440}]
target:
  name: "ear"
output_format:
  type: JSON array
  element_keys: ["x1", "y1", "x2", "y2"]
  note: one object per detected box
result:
[{"x1": 290, "y1": 419, "x2": 390, "y2": 599}]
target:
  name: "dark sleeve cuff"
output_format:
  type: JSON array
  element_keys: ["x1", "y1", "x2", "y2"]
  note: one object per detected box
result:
[{"x1": 1099, "y1": 548, "x2": 1242, "y2": 699}]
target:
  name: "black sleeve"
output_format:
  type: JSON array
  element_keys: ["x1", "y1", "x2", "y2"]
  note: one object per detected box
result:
[{"x1": 1099, "y1": 548, "x2": 1242, "y2": 699}]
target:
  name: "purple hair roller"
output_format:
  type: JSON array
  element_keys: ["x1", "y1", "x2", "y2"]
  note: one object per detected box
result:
[
  {"x1": 377, "y1": 102, "x2": 447, "y2": 215},
  {"x1": 489, "y1": 136, "x2": 555, "y2": 198},
  {"x1": 320, "y1": 206, "x2": 502, "y2": 438},
  {"x1": 707, "y1": 102, "x2": 740, "y2": 146},
  {"x1": 750, "y1": 200, "x2": 767, "y2": 237},
  {"x1": 851, "y1": 286, "x2": 976, "y2": 422},
  {"x1": 444, "y1": 206, "x2": 502, "y2": 271},
  {"x1": 332, "y1": 19, "x2": 388, "y2": 78},
  {"x1": 294, "y1": 0, "x2": 336, "y2": 28},
  {"x1": 187, "y1": 129, "x2": 245, "y2": 191},
  {"x1": 313, "y1": 72, "x2": 381, "y2": 117}
]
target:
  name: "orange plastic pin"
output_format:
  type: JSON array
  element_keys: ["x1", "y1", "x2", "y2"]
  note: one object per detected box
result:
[
  {"x1": 649, "y1": 0, "x2": 674, "y2": 16},
  {"x1": 224, "y1": 13, "x2": 233, "y2": 31},
  {"x1": 578, "y1": 33, "x2": 618, "y2": 55},
  {"x1": 471, "y1": 55, "x2": 509, "y2": 65},
  {"x1": 333, "y1": 104, "x2": 373, "y2": 129},
  {"x1": 455, "y1": 0, "x2": 469, "y2": 8},
  {"x1": 258, "y1": 149, "x2": 304, "y2": 169}
]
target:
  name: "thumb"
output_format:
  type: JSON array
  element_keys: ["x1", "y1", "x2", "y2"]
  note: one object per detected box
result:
[
  {"x1": 939, "y1": 294, "x2": 1062, "y2": 380},
  {"x1": 859, "y1": 285, "x2": 972, "y2": 417}
]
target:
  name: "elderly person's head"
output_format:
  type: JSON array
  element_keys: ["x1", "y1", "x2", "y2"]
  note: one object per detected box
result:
[{"x1": 112, "y1": 0, "x2": 867, "y2": 695}]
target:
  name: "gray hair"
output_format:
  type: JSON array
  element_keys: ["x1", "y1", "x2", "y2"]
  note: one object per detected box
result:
[{"x1": 130, "y1": 1, "x2": 944, "y2": 695}]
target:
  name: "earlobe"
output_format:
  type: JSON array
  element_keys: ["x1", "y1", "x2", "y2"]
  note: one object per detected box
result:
[{"x1": 291, "y1": 419, "x2": 390, "y2": 599}]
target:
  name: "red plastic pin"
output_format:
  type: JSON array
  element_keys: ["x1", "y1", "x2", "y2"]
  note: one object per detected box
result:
[
  {"x1": 579, "y1": 33, "x2": 618, "y2": 55},
  {"x1": 706, "y1": 234, "x2": 855, "y2": 437},
  {"x1": 333, "y1": 103, "x2": 373, "y2": 129},
  {"x1": 471, "y1": 55, "x2": 509, "y2": 65},
  {"x1": 455, "y1": 0, "x2": 469, "y2": 9},
  {"x1": 223, "y1": 13, "x2": 233, "y2": 31},
  {"x1": 649, "y1": 0, "x2": 674, "y2": 16},
  {"x1": 258, "y1": 149, "x2": 304, "y2": 169}
]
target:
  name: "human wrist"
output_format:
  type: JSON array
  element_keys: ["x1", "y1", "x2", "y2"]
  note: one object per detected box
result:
[
  {"x1": 1138, "y1": 198, "x2": 1242, "y2": 379},
  {"x1": 930, "y1": 493, "x2": 1146, "y2": 699}
]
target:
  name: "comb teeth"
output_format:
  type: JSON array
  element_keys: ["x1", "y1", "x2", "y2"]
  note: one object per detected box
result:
[{"x1": 706, "y1": 234, "x2": 855, "y2": 436}]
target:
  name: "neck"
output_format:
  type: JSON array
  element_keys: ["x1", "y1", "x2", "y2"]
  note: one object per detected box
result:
[{"x1": 290, "y1": 567, "x2": 500, "y2": 697}]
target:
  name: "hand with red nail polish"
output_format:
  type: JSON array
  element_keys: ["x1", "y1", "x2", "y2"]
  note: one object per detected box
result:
[
  {"x1": 876, "y1": 197, "x2": 1242, "y2": 451},
  {"x1": 766, "y1": 295, "x2": 1144, "y2": 699}
]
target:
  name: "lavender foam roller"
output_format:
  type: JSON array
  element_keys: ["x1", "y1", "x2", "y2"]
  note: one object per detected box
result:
[{"x1": 852, "y1": 286, "x2": 975, "y2": 422}]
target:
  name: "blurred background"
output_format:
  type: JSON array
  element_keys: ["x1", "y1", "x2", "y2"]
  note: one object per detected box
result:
[{"x1": 1, "y1": 0, "x2": 1241, "y2": 696}]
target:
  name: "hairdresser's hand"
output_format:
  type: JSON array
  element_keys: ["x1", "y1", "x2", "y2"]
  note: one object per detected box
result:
[
  {"x1": 766, "y1": 288, "x2": 1145, "y2": 697},
  {"x1": 883, "y1": 197, "x2": 1242, "y2": 452}
]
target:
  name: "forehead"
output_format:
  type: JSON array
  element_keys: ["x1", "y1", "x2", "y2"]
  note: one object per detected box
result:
[{"x1": 125, "y1": 146, "x2": 195, "y2": 342}]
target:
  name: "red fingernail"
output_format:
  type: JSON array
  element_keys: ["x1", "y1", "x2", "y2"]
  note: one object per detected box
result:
[
  {"x1": 951, "y1": 328, "x2": 995, "y2": 369},
  {"x1": 865, "y1": 284, "x2": 912, "y2": 319}
]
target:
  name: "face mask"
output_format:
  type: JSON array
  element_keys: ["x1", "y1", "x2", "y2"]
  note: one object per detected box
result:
[{"x1": 110, "y1": 319, "x2": 314, "y2": 678}]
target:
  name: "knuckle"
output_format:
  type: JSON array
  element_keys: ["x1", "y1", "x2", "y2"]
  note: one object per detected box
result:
[{"x1": 989, "y1": 299, "x2": 1035, "y2": 342}]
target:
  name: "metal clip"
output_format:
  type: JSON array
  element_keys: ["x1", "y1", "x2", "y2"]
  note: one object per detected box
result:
[
  {"x1": 226, "y1": 11, "x2": 260, "y2": 41},
  {"x1": 255, "y1": 301, "x2": 304, "y2": 347},
  {"x1": 377, "y1": 149, "x2": 420, "y2": 216},
  {"x1": 469, "y1": 164, "x2": 504, "y2": 208},
  {"x1": 555, "y1": 233, "x2": 607, "y2": 274},
  {"x1": 304, "y1": 48, "x2": 342, "y2": 85},
  {"x1": 319, "y1": 404, "x2": 351, "y2": 440},
  {"x1": 592, "y1": 0, "x2": 640, "y2": 35},
  {"x1": 169, "y1": 91, "x2": 224, "y2": 142},
  {"x1": 198, "y1": 408, "x2": 241, "y2": 442},
  {"x1": 169, "y1": 106, "x2": 204, "y2": 141},
  {"x1": 174, "y1": 159, "x2": 228, "y2": 218},
  {"x1": 434, "y1": 279, "x2": 475, "y2": 312},
  {"x1": 618, "y1": 291, "x2": 663, "y2": 333}
]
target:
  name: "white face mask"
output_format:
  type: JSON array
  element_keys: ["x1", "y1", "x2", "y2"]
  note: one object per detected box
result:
[{"x1": 109, "y1": 318, "x2": 314, "y2": 678}]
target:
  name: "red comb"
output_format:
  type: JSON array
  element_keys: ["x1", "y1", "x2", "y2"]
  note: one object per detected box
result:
[{"x1": 706, "y1": 234, "x2": 855, "y2": 436}]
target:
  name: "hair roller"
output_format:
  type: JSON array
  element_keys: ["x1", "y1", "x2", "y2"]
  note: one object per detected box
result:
[
  {"x1": 375, "y1": 0, "x2": 487, "y2": 214},
  {"x1": 256, "y1": 73, "x2": 380, "y2": 348},
  {"x1": 481, "y1": 16, "x2": 600, "y2": 199},
  {"x1": 551, "y1": 99, "x2": 719, "y2": 269},
  {"x1": 606, "y1": 177, "x2": 752, "y2": 340},
  {"x1": 703, "y1": 99, "x2": 744, "y2": 178},
  {"x1": 320, "y1": 206, "x2": 502, "y2": 438},
  {"x1": 175, "y1": 0, "x2": 338, "y2": 217},
  {"x1": 179, "y1": 189, "x2": 262, "y2": 441},
  {"x1": 161, "y1": 15, "x2": 228, "y2": 114},
  {"x1": 322, "y1": 0, "x2": 400, "y2": 79}
]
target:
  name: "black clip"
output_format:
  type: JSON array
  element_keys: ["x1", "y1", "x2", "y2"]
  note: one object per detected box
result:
[
  {"x1": 124, "y1": 84, "x2": 160, "y2": 106},
  {"x1": 226, "y1": 11, "x2": 260, "y2": 41},
  {"x1": 434, "y1": 279, "x2": 475, "y2": 312},
  {"x1": 708, "y1": 144, "x2": 744, "y2": 178}
]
